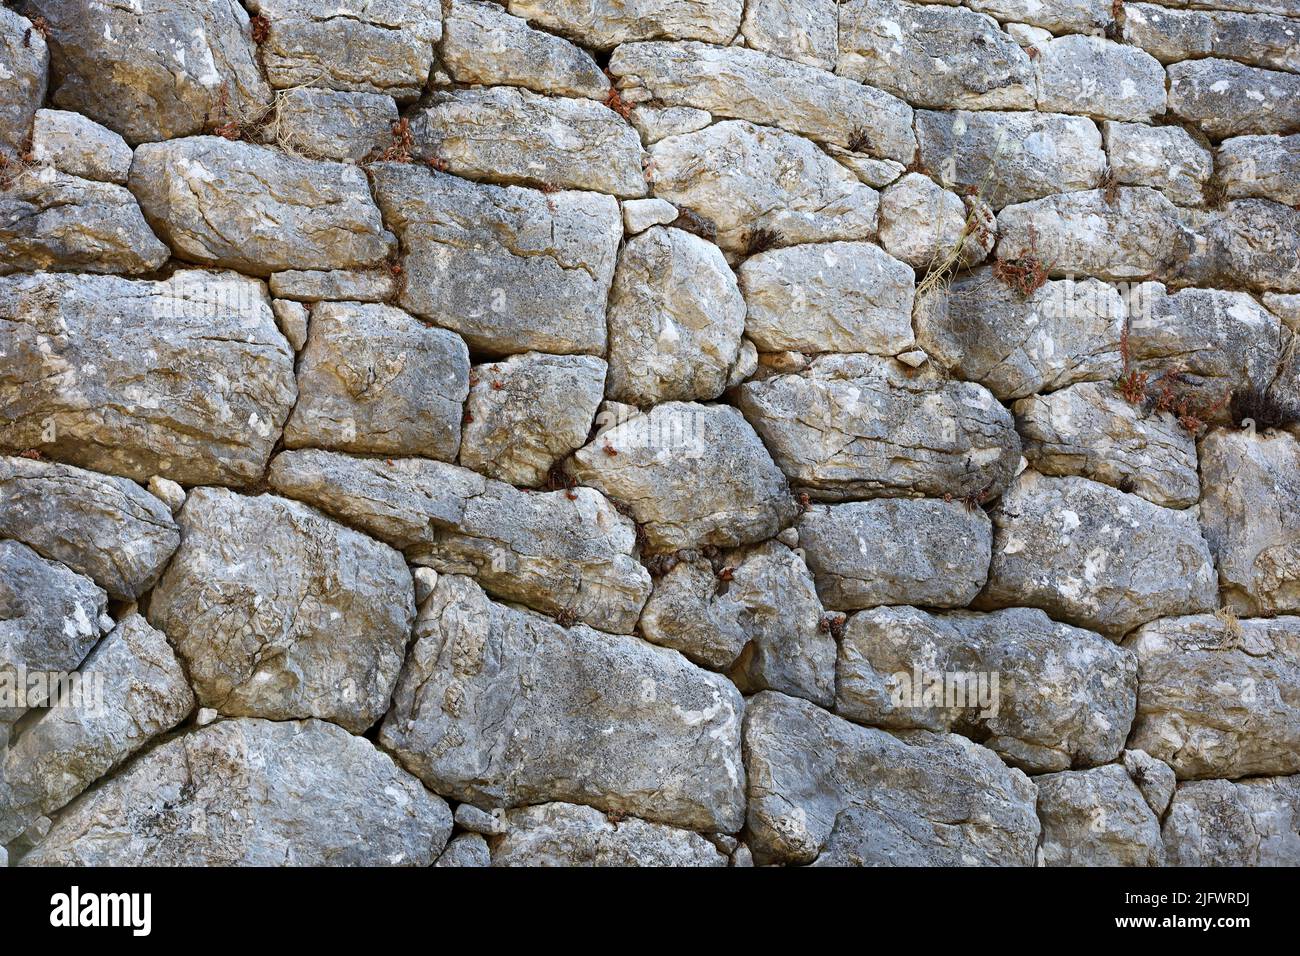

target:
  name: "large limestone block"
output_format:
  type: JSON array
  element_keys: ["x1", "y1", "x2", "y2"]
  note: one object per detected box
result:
[
  {"x1": 979, "y1": 472, "x2": 1218, "y2": 638},
  {"x1": 0, "y1": 8, "x2": 47, "y2": 162},
  {"x1": 0, "y1": 271, "x2": 296, "y2": 486},
  {"x1": 379, "y1": 575, "x2": 747, "y2": 833},
  {"x1": 0, "y1": 456, "x2": 179, "y2": 601},
  {"x1": 505, "y1": 0, "x2": 743, "y2": 48},
  {"x1": 734, "y1": 354, "x2": 1021, "y2": 502},
  {"x1": 21, "y1": 718, "x2": 452, "y2": 866},
  {"x1": 744, "y1": 691, "x2": 1040, "y2": 865},
  {"x1": 130, "y1": 137, "x2": 394, "y2": 276},
  {"x1": 877, "y1": 173, "x2": 988, "y2": 270},
  {"x1": 1168, "y1": 58, "x2": 1300, "y2": 137},
  {"x1": 1164, "y1": 776, "x2": 1300, "y2": 866},
  {"x1": 271, "y1": 89, "x2": 398, "y2": 164},
  {"x1": 1122, "y1": 3, "x2": 1300, "y2": 74},
  {"x1": 1035, "y1": 765, "x2": 1165, "y2": 866},
  {"x1": 148, "y1": 488, "x2": 415, "y2": 734},
  {"x1": 837, "y1": 606, "x2": 1137, "y2": 773},
  {"x1": 29, "y1": 109, "x2": 133, "y2": 183},
  {"x1": 1035, "y1": 35, "x2": 1167, "y2": 122},
  {"x1": 489, "y1": 803, "x2": 728, "y2": 867},
  {"x1": 1217, "y1": 134, "x2": 1300, "y2": 207},
  {"x1": 967, "y1": 0, "x2": 1111, "y2": 32},
  {"x1": 371, "y1": 162, "x2": 621, "y2": 356},
  {"x1": 1185, "y1": 199, "x2": 1300, "y2": 293},
  {"x1": 740, "y1": 0, "x2": 838, "y2": 70},
  {"x1": 1125, "y1": 614, "x2": 1300, "y2": 780},
  {"x1": 1103, "y1": 121, "x2": 1213, "y2": 207}
]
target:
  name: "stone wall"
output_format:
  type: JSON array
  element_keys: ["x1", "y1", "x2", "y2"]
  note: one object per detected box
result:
[{"x1": 1, "y1": 0, "x2": 1298, "y2": 867}]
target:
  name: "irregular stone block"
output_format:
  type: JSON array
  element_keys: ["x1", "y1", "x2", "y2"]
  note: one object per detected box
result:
[
  {"x1": 379, "y1": 575, "x2": 746, "y2": 833},
  {"x1": 148, "y1": 488, "x2": 415, "y2": 734},
  {"x1": 130, "y1": 137, "x2": 394, "y2": 276},
  {"x1": 744, "y1": 690, "x2": 1040, "y2": 865},
  {"x1": 268, "y1": 268, "x2": 397, "y2": 304},
  {"x1": 1036, "y1": 35, "x2": 1166, "y2": 122},
  {"x1": 30, "y1": 109, "x2": 131, "y2": 183},
  {"x1": 734, "y1": 354, "x2": 1021, "y2": 502},
  {"x1": 1216, "y1": 134, "x2": 1300, "y2": 207},
  {"x1": 0, "y1": 8, "x2": 47, "y2": 162},
  {"x1": 1184, "y1": 198, "x2": 1300, "y2": 293},
  {"x1": 21, "y1": 718, "x2": 452, "y2": 866},
  {"x1": 371, "y1": 162, "x2": 620, "y2": 356},
  {"x1": 979, "y1": 472, "x2": 1218, "y2": 638},
  {"x1": 272, "y1": 299, "x2": 308, "y2": 352},
  {"x1": 799, "y1": 500, "x2": 992, "y2": 611},
  {"x1": 0, "y1": 456, "x2": 179, "y2": 601},
  {"x1": 505, "y1": 0, "x2": 743, "y2": 48},
  {"x1": 739, "y1": 241, "x2": 915, "y2": 356},
  {"x1": 968, "y1": 0, "x2": 1111, "y2": 32},
  {"x1": 0, "y1": 271, "x2": 296, "y2": 486},
  {"x1": 1123, "y1": 3, "x2": 1300, "y2": 73},
  {"x1": 1103, "y1": 120, "x2": 1213, "y2": 207},
  {"x1": 283, "y1": 303, "x2": 469, "y2": 461},
  {"x1": 1126, "y1": 613, "x2": 1300, "y2": 779},
  {"x1": 1013, "y1": 383, "x2": 1201, "y2": 509},
  {"x1": 1168, "y1": 58, "x2": 1300, "y2": 138},
  {"x1": 1036, "y1": 765, "x2": 1164, "y2": 866},
  {"x1": 1124, "y1": 748, "x2": 1177, "y2": 817},
  {"x1": 435, "y1": 833, "x2": 491, "y2": 868},
  {"x1": 1164, "y1": 776, "x2": 1300, "y2": 866},
  {"x1": 878, "y1": 173, "x2": 989, "y2": 269},
  {"x1": 568, "y1": 402, "x2": 797, "y2": 551},
  {"x1": 740, "y1": 0, "x2": 837, "y2": 70},
  {"x1": 489, "y1": 803, "x2": 728, "y2": 866},
  {"x1": 271, "y1": 89, "x2": 398, "y2": 164},
  {"x1": 622, "y1": 197, "x2": 678, "y2": 234}
]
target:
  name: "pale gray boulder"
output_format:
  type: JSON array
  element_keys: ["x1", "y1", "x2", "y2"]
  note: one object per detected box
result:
[
  {"x1": 434, "y1": 833, "x2": 491, "y2": 868},
  {"x1": 734, "y1": 354, "x2": 1021, "y2": 502},
  {"x1": 454, "y1": 804, "x2": 507, "y2": 837},
  {"x1": 0, "y1": 613, "x2": 194, "y2": 846},
  {"x1": 0, "y1": 456, "x2": 178, "y2": 601},
  {"x1": 799, "y1": 501, "x2": 992, "y2": 611},
  {"x1": 0, "y1": 271, "x2": 296, "y2": 486},
  {"x1": 916, "y1": 268, "x2": 1124, "y2": 401},
  {"x1": 878, "y1": 174, "x2": 988, "y2": 270},
  {"x1": 739, "y1": 241, "x2": 915, "y2": 356},
  {"x1": 606, "y1": 227, "x2": 747, "y2": 404},
  {"x1": 283, "y1": 303, "x2": 469, "y2": 461},
  {"x1": 272, "y1": 300, "x2": 309, "y2": 352},
  {"x1": 629, "y1": 105, "x2": 713, "y2": 145},
  {"x1": 1125, "y1": 613, "x2": 1300, "y2": 780},
  {"x1": 1216, "y1": 134, "x2": 1300, "y2": 207},
  {"x1": 21, "y1": 718, "x2": 452, "y2": 866},
  {"x1": 460, "y1": 352, "x2": 607, "y2": 486},
  {"x1": 979, "y1": 472, "x2": 1218, "y2": 638},
  {"x1": 1164, "y1": 776, "x2": 1300, "y2": 866},
  {"x1": 638, "y1": 558, "x2": 750, "y2": 670},
  {"x1": 1122, "y1": 3, "x2": 1300, "y2": 74},
  {"x1": 967, "y1": 0, "x2": 1111, "y2": 32},
  {"x1": 1013, "y1": 383, "x2": 1201, "y2": 509},
  {"x1": 379, "y1": 575, "x2": 746, "y2": 833},
  {"x1": 1124, "y1": 749, "x2": 1177, "y2": 817},
  {"x1": 744, "y1": 691, "x2": 1040, "y2": 866},
  {"x1": 1199, "y1": 430, "x2": 1300, "y2": 616},
  {"x1": 505, "y1": 0, "x2": 743, "y2": 48},
  {"x1": 740, "y1": 0, "x2": 837, "y2": 70},
  {"x1": 1035, "y1": 765, "x2": 1165, "y2": 866},
  {"x1": 837, "y1": 605, "x2": 1136, "y2": 773},
  {"x1": 1103, "y1": 121, "x2": 1213, "y2": 207},
  {"x1": 648, "y1": 120, "x2": 880, "y2": 255},
  {"x1": 148, "y1": 488, "x2": 415, "y2": 734},
  {"x1": 1168, "y1": 58, "x2": 1300, "y2": 138},
  {"x1": 568, "y1": 402, "x2": 796, "y2": 551},
  {"x1": 489, "y1": 803, "x2": 728, "y2": 866},
  {"x1": 371, "y1": 162, "x2": 620, "y2": 356},
  {"x1": 1185, "y1": 198, "x2": 1300, "y2": 293},
  {"x1": 622, "y1": 197, "x2": 679, "y2": 234},
  {"x1": 130, "y1": 137, "x2": 394, "y2": 276},
  {"x1": 270, "y1": 89, "x2": 398, "y2": 164},
  {"x1": 1035, "y1": 35, "x2": 1166, "y2": 122},
  {"x1": 269, "y1": 268, "x2": 397, "y2": 304},
  {"x1": 29, "y1": 109, "x2": 131, "y2": 183},
  {"x1": 23, "y1": 0, "x2": 268, "y2": 144},
  {"x1": 0, "y1": 8, "x2": 47, "y2": 162}
]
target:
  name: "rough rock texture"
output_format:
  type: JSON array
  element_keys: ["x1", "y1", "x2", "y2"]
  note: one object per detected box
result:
[
  {"x1": 744, "y1": 691, "x2": 1040, "y2": 865},
  {"x1": 435, "y1": 833, "x2": 491, "y2": 868},
  {"x1": 379, "y1": 575, "x2": 746, "y2": 833},
  {"x1": 1217, "y1": 134, "x2": 1300, "y2": 207},
  {"x1": 1103, "y1": 121, "x2": 1213, "y2": 207},
  {"x1": 1164, "y1": 776, "x2": 1300, "y2": 866},
  {"x1": 741, "y1": 0, "x2": 838, "y2": 70},
  {"x1": 505, "y1": 0, "x2": 743, "y2": 48},
  {"x1": 0, "y1": 8, "x2": 47, "y2": 162},
  {"x1": 1125, "y1": 749, "x2": 1177, "y2": 817},
  {"x1": 1035, "y1": 35, "x2": 1167, "y2": 122},
  {"x1": 837, "y1": 606, "x2": 1136, "y2": 773},
  {"x1": 21, "y1": 718, "x2": 452, "y2": 866},
  {"x1": 148, "y1": 488, "x2": 415, "y2": 733},
  {"x1": 30, "y1": 109, "x2": 131, "y2": 183},
  {"x1": 1035, "y1": 765, "x2": 1165, "y2": 866},
  {"x1": 1123, "y1": 3, "x2": 1300, "y2": 74},
  {"x1": 271, "y1": 89, "x2": 398, "y2": 164},
  {"x1": 1167, "y1": 59, "x2": 1300, "y2": 138},
  {"x1": 489, "y1": 803, "x2": 728, "y2": 866},
  {"x1": 878, "y1": 173, "x2": 986, "y2": 270},
  {"x1": 1187, "y1": 199, "x2": 1300, "y2": 294},
  {"x1": 979, "y1": 472, "x2": 1218, "y2": 638}
]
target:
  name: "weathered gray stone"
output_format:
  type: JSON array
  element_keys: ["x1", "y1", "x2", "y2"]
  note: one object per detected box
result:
[
  {"x1": 380, "y1": 575, "x2": 746, "y2": 833},
  {"x1": 734, "y1": 354, "x2": 1022, "y2": 502},
  {"x1": 147, "y1": 476, "x2": 186, "y2": 515},
  {"x1": 0, "y1": 456, "x2": 178, "y2": 601},
  {"x1": 916, "y1": 109, "x2": 1106, "y2": 210},
  {"x1": 568, "y1": 402, "x2": 796, "y2": 551},
  {"x1": 24, "y1": 0, "x2": 269, "y2": 144},
  {"x1": 21, "y1": 718, "x2": 452, "y2": 866},
  {"x1": 489, "y1": 803, "x2": 728, "y2": 866},
  {"x1": 1164, "y1": 776, "x2": 1300, "y2": 866},
  {"x1": 1103, "y1": 121, "x2": 1213, "y2": 207},
  {"x1": 434, "y1": 833, "x2": 491, "y2": 868},
  {"x1": 1124, "y1": 748, "x2": 1177, "y2": 817},
  {"x1": 1036, "y1": 35, "x2": 1166, "y2": 122},
  {"x1": 283, "y1": 303, "x2": 469, "y2": 461},
  {"x1": 744, "y1": 690, "x2": 1040, "y2": 866},
  {"x1": 968, "y1": 0, "x2": 1112, "y2": 32},
  {"x1": 1013, "y1": 383, "x2": 1201, "y2": 509},
  {"x1": 1126, "y1": 613, "x2": 1300, "y2": 779},
  {"x1": 0, "y1": 613, "x2": 194, "y2": 846},
  {"x1": 505, "y1": 0, "x2": 743, "y2": 48},
  {"x1": 629, "y1": 104, "x2": 712, "y2": 145},
  {"x1": 622, "y1": 197, "x2": 678, "y2": 234},
  {"x1": 878, "y1": 173, "x2": 987, "y2": 269},
  {"x1": 148, "y1": 488, "x2": 415, "y2": 733},
  {"x1": 443, "y1": 0, "x2": 607, "y2": 99},
  {"x1": 272, "y1": 299, "x2": 309, "y2": 352},
  {"x1": 979, "y1": 472, "x2": 1218, "y2": 638},
  {"x1": 838, "y1": 606, "x2": 1136, "y2": 773},
  {"x1": 1199, "y1": 430, "x2": 1300, "y2": 616},
  {"x1": 838, "y1": 0, "x2": 1036, "y2": 110},
  {"x1": 610, "y1": 41, "x2": 914, "y2": 162},
  {"x1": 246, "y1": 0, "x2": 441, "y2": 101},
  {"x1": 799, "y1": 501, "x2": 992, "y2": 611},
  {"x1": 0, "y1": 271, "x2": 296, "y2": 486},
  {"x1": 739, "y1": 241, "x2": 915, "y2": 356},
  {"x1": 606, "y1": 227, "x2": 746, "y2": 404},
  {"x1": 1036, "y1": 765, "x2": 1164, "y2": 866},
  {"x1": 917, "y1": 269, "x2": 1124, "y2": 401},
  {"x1": 371, "y1": 162, "x2": 621, "y2": 356},
  {"x1": 829, "y1": 150, "x2": 908, "y2": 189},
  {"x1": 0, "y1": 167, "x2": 169, "y2": 275},
  {"x1": 1185, "y1": 198, "x2": 1300, "y2": 293},
  {"x1": 638, "y1": 558, "x2": 749, "y2": 671},
  {"x1": 268, "y1": 269, "x2": 397, "y2": 304},
  {"x1": 1217, "y1": 134, "x2": 1300, "y2": 207},
  {"x1": 410, "y1": 87, "x2": 645, "y2": 198},
  {"x1": 741, "y1": 0, "x2": 837, "y2": 70},
  {"x1": 460, "y1": 352, "x2": 606, "y2": 486},
  {"x1": 454, "y1": 803, "x2": 507, "y2": 836},
  {"x1": 1168, "y1": 58, "x2": 1300, "y2": 138},
  {"x1": 30, "y1": 109, "x2": 131, "y2": 183},
  {"x1": 271, "y1": 89, "x2": 398, "y2": 164},
  {"x1": 130, "y1": 137, "x2": 394, "y2": 276},
  {"x1": 1123, "y1": 3, "x2": 1300, "y2": 74},
  {"x1": 648, "y1": 121, "x2": 880, "y2": 255},
  {"x1": 0, "y1": 8, "x2": 47, "y2": 162}
]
